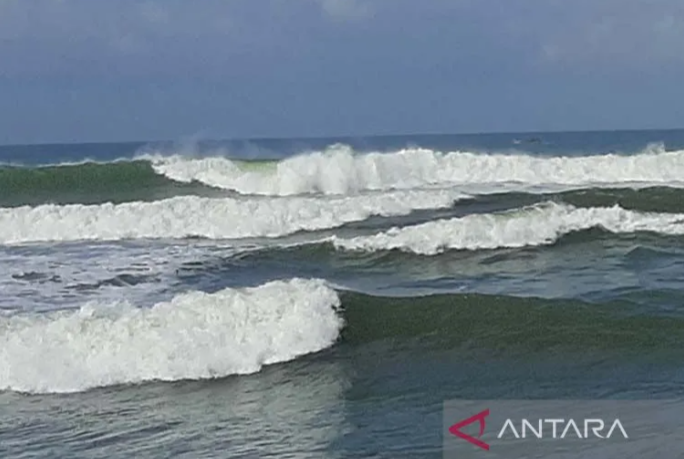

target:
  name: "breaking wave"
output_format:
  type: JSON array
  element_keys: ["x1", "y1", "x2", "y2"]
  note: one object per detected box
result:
[
  {"x1": 332, "y1": 202, "x2": 684, "y2": 254},
  {"x1": 0, "y1": 190, "x2": 464, "y2": 244},
  {"x1": 148, "y1": 144, "x2": 684, "y2": 195},
  {"x1": 0, "y1": 278, "x2": 342, "y2": 394},
  {"x1": 3, "y1": 144, "x2": 684, "y2": 206}
]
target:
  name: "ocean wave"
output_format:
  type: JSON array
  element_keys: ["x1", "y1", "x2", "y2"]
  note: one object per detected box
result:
[
  {"x1": 4, "y1": 279, "x2": 682, "y2": 394},
  {"x1": 0, "y1": 160, "x2": 223, "y2": 207},
  {"x1": 148, "y1": 143, "x2": 684, "y2": 195},
  {"x1": 474, "y1": 187, "x2": 684, "y2": 214},
  {"x1": 0, "y1": 190, "x2": 464, "y2": 244},
  {"x1": 3, "y1": 144, "x2": 684, "y2": 206},
  {"x1": 0, "y1": 278, "x2": 342, "y2": 394},
  {"x1": 340, "y1": 290, "x2": 683, "y2": 351},
  {"x1": 332, "y1": 202, "x2": 684, "y2": 254}
]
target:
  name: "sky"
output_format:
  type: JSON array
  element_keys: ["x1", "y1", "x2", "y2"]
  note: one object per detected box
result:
[{"x1": 1, "y1": 0, "x2": 684, "y2": 144}]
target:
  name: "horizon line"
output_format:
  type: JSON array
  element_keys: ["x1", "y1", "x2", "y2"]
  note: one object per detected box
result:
[{"x1": 1, "y1": 126, "x2": 683, "y2": 148}]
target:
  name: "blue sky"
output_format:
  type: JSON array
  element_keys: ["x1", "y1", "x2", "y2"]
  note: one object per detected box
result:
[{"x1": 1, "y1": 0, "x2": 684, "y2": 144}]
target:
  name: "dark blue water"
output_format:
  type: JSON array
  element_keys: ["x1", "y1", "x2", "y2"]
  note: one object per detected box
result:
[{"x1": 3, "y1": 128, "x2": 684, "y2": 165}]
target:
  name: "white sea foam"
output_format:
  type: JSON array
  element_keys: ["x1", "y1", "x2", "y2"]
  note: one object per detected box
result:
[
  {"x1": 147, "y1": 143, "x2": 684, "y2": 195},
  {"x1": 0, "y1": 278, "x2": 342, "y2": 393},
  {"x1": 0, "y1": 242, "x2": 236, "y2": 314},
  {"x1": 332, "y1": 202, "x2": 684, "y2": 254},
  {"x1": 0, "y1": 190, "x2": 464, "y2": 244}
]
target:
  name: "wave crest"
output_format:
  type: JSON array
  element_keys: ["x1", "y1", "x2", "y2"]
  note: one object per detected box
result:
[
  {"x1": 149, "y1": 144, "x2": 684, "y2": 196},
  {"x1": 0, "y1": 278, "x2": 342, "y2": 394},
  {"x1": 0, "y1": 190, "x2": 464, "y2": 244},
  {"x1": 332, "y1": 202, "x2": 684, "y2": 254}
]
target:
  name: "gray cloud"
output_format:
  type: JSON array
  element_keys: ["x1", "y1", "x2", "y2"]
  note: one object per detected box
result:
[
  {"x1": 1, "y1": 0, "x2": 684, "y2": 144},
  {"x1": 3, "y1": 0, "x2": 684, "y2": 78},
  {"x1": 531, "y1": 0, "x2": 684, "y2": 67},
  {"x1": 315, "y1": 0, "x2": 372, "y2": 21},
  {"x1": 0, "y1": 1, "x2": 255, "y2": 77}
]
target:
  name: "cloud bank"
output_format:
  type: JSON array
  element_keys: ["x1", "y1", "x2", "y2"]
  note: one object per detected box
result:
[{"x1": 0, "y1": 0, "x2": 682, "y2": 143}]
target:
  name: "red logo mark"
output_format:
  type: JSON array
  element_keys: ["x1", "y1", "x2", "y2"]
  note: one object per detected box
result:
[{"x1": 448, "y1": 409, "x2": 490, "y2": 451}]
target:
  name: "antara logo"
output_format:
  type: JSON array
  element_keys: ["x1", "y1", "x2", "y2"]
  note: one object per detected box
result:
[
  {"x1": 448, "y1": 409, "x2": 629, "y2": 451},
  {"x1": 449, "y1": 409, "x2": 491, "y2": 451}
]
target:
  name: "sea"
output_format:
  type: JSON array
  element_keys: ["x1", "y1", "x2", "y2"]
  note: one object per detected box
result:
[{"x1": 2, "y1": 129, "x2": 684, "y2": 458}]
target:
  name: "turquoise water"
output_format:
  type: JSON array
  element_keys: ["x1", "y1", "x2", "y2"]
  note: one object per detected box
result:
[{"x1": 2, "y1": 130, "x2": 684, "y2": 458}]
